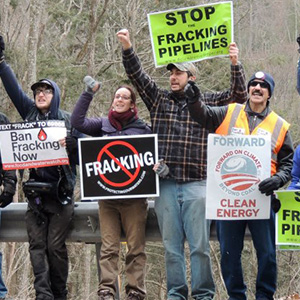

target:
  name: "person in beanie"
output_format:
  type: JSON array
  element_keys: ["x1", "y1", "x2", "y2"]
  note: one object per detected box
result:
[
  {"x1": 0, "y1": 35, "x2": 82, "y2": 300},
  {"x1": 186, "y1": 71, "x2": 294, "y2": 300},
  {"x1": 117, "y1": 28, "x2": 247, "y2": 300},
  {"x1": 71, "y1": 77, "x2": 151, "y2": 300}
]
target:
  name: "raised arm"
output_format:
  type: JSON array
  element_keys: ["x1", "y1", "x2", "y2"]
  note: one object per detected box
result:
[
  {"x1": 201, "y1": 43, "x2": 247, "y2": 106},
  {"x1": 185, "y1": 81, "x2": 228, "y2": 131},
  {"x1": 228, "y1": 42, "x2": 248, "y2": 104},
  {"x1": 71, "y1": 77, "x2": 103, "y2": 136},
  {"x1": 117, "y1": 29, "x2": 162, "y2": 110},
  {"x1": 0, "y1": 36, "x2": 34, "y2": 120}
]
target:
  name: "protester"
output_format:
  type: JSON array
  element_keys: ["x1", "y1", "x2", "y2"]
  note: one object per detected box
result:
[
  {"x1": 0, "y1": 112, "x2": 17, "y2": 300},
  {"x1": 287, "y1": 145, "x2": 300, "y2": 190},
  {"x1": 290, "y1": 36, "x2": 300, "y2": 191},
  {"x1": 297, "y1": 34, "x2": 300, "y2": 95},
  {"x1": 71, "y1": 76, "x2": 151, "y2": 300},
  {"x1": 0, "y1": 36, "x2": 82, "y2": 300},
  {"x1": 186, "y1": 71, "x2": 294, "y2": 299},
  {"x1": 117, "y1": 28, "x2": 247, "y2": 300}
]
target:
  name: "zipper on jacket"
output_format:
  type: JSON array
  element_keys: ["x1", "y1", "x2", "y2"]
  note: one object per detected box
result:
[{"x1": 250, "y1": 115, "x2": 257, "y2": 134}]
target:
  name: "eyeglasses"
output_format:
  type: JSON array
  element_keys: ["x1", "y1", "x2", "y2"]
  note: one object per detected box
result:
[
  {"x1": 35, "y1": 88, "x2": 53, "y2": 95},
  {"x1": 114, "y1": 94, "x2": 131, "y2": 101},
  {"x1": 249, "y1": 81, "x2": 269, "y2": 89}
]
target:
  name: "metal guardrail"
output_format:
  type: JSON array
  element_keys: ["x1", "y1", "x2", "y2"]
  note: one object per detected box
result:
[
  {"x1": 0, "y1": 200, "x2": 253, "y2": 300},
  {"x1": 0, "y1": 200, "x2": 250, "y2": 300},
  {"x1": 0, "y1": 200, "x2": 251, "y2": 244},
  {"x1": 0, "y1": 201, "x2": 163, "y2": 243},
  {"x1": 0, "y1": 201, "x2": 246, "y2": 243}
]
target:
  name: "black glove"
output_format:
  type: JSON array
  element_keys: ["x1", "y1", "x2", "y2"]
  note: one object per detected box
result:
[
  {"x1": 0, "y1": 192, "x2": 13, "y2": 208},
  {"x1": 271, "y1": 197, "x2": 281, "y2": 213},
  {"x1": 258, "y1": 176, "x2": 282, "y2": 196},
  {"x1": 3, "y1": 177, "x2": 16, "y2": 195},
  {"x1": 297, "y1": 35, "x2": 300, "y2": 53},
  {"x1": 184, "y1": 80, "x2": 200, "y2": 104},
  {"x1": 297, "y1": 35, "x2": 300, "y2": 47},
  {"x1": 0, "y1": 36, "x2": 5, "y2": 60},
  {"x1": 66, "y1": 136, "x2": 78, "y2": 154}
]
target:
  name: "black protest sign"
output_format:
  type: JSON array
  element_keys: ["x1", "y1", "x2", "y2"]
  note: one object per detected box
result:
[{"x1": 79, "y1": 134, "x2": 159, "y2": 200}]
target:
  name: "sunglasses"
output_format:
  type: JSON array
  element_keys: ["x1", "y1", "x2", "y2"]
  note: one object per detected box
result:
[{"x1": 249, "y1": 81, "x2": 269, "y2": 89}]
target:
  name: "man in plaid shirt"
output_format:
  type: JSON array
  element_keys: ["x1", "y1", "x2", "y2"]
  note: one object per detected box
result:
[{"x1": 117, "y1": 29, "x2": 247, "y2": 300}]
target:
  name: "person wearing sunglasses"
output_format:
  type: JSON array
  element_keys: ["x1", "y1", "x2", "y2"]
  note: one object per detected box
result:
[{"x1": 186, "y1": 71, "x2": 294, "y2": 300}]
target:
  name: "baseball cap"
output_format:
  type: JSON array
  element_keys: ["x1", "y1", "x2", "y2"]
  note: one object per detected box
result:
[
  {"x1": 166, "y1": 62, "x2": 197, "y2": 77},
  {"x1": 31, "y1": 79, "x2": 54, "y2": 91}
]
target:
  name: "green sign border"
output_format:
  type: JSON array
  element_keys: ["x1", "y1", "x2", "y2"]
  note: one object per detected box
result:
[
  {"x1": 147, "y1": 1, "x2": 233, "y2": 67},
  {"x1": 275, "y1": 190, "x2": 300, "y2": 247}
]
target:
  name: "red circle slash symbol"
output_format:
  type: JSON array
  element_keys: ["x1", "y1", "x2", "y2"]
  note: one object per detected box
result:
[{"x1": 97, "y1": 141, "x2": 141, "y2": 188}]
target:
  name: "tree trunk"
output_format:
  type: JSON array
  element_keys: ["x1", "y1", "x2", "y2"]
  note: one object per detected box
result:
[
  {"x1": 27, "y1": 0, "x2": 44, "y2": 93},
  {"x1": 0, "y1": 0, "x2": 10, "y2": 37}
]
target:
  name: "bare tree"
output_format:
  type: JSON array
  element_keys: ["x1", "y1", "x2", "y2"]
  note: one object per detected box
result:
[{"x1": 26, "y1": 0, "x2": 45, "y2": 93}]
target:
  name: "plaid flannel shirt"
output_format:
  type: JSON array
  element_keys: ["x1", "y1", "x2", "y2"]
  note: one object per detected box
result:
[{"x1": 122, "y1": 47, "x2": 247, "y2": 182}]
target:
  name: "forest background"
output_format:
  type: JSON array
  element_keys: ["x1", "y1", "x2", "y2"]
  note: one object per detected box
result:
[{"x1": 1, "y1": 0, "x2": 300, "y2": 299}]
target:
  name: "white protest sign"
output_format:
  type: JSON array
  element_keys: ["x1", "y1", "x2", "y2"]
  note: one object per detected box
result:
[
  {"x1": 0, "y1": 120, "x2": 68, "y2": 170},
  {"x1": 206, "y1": 134, "x2": 271, "y2": 220}
]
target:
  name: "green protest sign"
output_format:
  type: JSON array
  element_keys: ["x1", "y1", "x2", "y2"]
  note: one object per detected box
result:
[
  {"x1": 278, "y1": 244, "x2": 300, "y2": 251},
  {"x1": 275, "y1": 190, "x2": 300, "y2": 246},
  {"x1": 147, "y1": 1, "x2": 233, "y2": 67}
]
